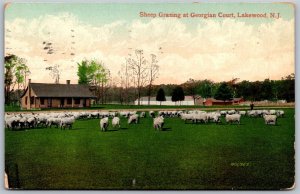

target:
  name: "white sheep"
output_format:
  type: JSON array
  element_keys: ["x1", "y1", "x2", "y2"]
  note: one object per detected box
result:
[
  {"x1": 153, "y1": 116, "x2": 164, "y2": 130},
  {"x1": 60, "y1": 117, "x2": 75, "y2": 130},
  {"x1": 140, "y1": 112, "x2": 146, "y2": 118},
  {"x1": 128, "y1": 114, "x2": 139, "y2": 124},
  {"x1": 238, "y1": 111, "x2": 246, "y2": 116},
  {"x1": 263, "y1": 115, "x2": 277, "y2": 125},
  {"x1": 47, "y1": 117, "x2": 61, "y2": 128},
  {"x1": 100, "y1": 117, "x2": 109, "y2": 131},
  {"x1": 193, "y1": 113, "x2": 208, "y2": 123},
  {"x1": 227, "y1": 110, "x2": 236, "y2": 115},
  {"x1": 225, "y1": 114, "x2": 241, "y2": 124},
  {"x1": 149, "y1": 111, "x2": 155, "y2": 118},
  {"x1": 181, "y1": 113, "x2": 194, "y2": 123},
  {"x1": 276, "y1": 110, "x2": 284, "y2": 117},
  {"x1": 112, "y1": 117, "x2": 120, "y2": 128}
]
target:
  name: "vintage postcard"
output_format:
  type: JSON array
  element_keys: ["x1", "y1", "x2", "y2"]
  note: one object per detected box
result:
[{"x1": 4, "y1": 2, "x2": 295, "y2": 190}]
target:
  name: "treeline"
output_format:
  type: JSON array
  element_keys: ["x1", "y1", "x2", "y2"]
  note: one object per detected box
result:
[{"x1": 95, "y1": 74, "x2": 295, "y2": 104}]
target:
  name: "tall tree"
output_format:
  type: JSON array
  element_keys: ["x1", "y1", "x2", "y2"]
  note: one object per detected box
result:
[
  {"x1": 127, "y1": 49, "x2": 148, "y2": 105},
  {"x1": 214, "y1": 82, "x2": 233, "y2": 102},
  {"x1": 156, "y1": 88, "x2": 166, "y2": 105},
  {"x1": 77, "y1": 60, "x2": 91, "y2": 84},
  {"x1": 147, "y1": 54, "x2": 159, "y2": 105},
  {"x1": 183, "y1": 78, "x2": 197, "y2": 104},
  {"x1": 172, "y1": 86, "x2": 185, "y2": 105}
]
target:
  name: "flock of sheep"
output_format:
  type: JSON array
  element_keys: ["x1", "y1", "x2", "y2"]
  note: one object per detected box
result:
[{"x1": 5, "y1": 109, "x2": 285, "y2": 131}]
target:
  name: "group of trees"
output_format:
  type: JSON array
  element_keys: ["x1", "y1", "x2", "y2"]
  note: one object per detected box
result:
[
  {"x1": 76, "y1": 50, "x2": 159, "y2": 105},
  {"x1": 114, "y1": 49, "x2": 159, "y2": 105},
  {"x1": 5, "y1": 54, "x2": 30, "y2": 105},
  {"x1": 152, "y1": 74, "x2": 295, "y2": 105},
  {"x1": 77, "y1": 60, "x2": 110, "y2": 104}
]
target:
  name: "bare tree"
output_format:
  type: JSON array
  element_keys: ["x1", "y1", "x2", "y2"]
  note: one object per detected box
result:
[
  {"x1": 127, "y1": 49, "x2": 148, "y2": 105},
  {"x1": 147, "y1": 54, "x2": 159, "y2": 105},
  {"x1": 118, "y1": 59, "x2": 132, "y2": 104}
]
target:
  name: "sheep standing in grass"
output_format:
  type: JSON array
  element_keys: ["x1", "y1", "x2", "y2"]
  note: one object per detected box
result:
[
  {"x1": 238, "y1": 111, "x2": 246, "y2": 116},
  {"x1": 193, "y1": 113, "x2": 208, "y2": 123},
  {"x1": 149, "y1": 111, "x2": 155, "y2": 118},
  {"x1": 128, "y1": 114, "x2": 139, "y2": 124},
  {"x1": 60, "y1": 117, "x2": 75, "y2": 130},
  {"x1": 181, "y1": 113, "x2": 194, "y2": 123},
  {"x1": 140, "y1": 112, "x2": 146, "y2": 118},
  {"x1": 47, "y1": 117, "x2": 61, "y2": 128},
  {"x1": 153, "y1": 116, "x2": 164, "y2": 130},
  {"x1": 100, "y1": 117, "x2": 109, "y2": 131},
  {"x1": 263, "y1": 115, "x2": 277, "y2": 125},
  {"x1": 112, "y1": 117, "x2": 120, "y2": 128},
  {"x1": 276, "y1": 110, "x2": 284, "y2": 117},
  {"x1": 225, "y1": 114, "x2": 241, "y2": 124}
]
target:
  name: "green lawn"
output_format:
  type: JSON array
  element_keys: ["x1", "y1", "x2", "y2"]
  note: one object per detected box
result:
[{"x1": 5, "y1": 109, "x2": 295, "y2": 189}]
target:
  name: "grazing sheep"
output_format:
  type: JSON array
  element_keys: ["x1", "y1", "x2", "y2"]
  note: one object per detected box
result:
[
  {"x1": 60, "y1": 117, "x2": 75, "y2": 130},
  {"x1": 128, "y1": 114, "x2": 139, "y2": 124},
  {"x1": 263, "y1": 115, "x2": 277, "y2": 125},
  {"x1": 181, "y1": 113, "x2": 194, "y2": 123},
  {"x1": 153, "y1": 116, "x2": 164, "y2": 130},
  {"x1": 100, "y1": 117, "x2": 109, "y2": 131},
  {"x1": 220, "y1": 111, "x2": 227, "y2": 116},
  {"x1": 193, "y1": 113, "x2": 208, "y2": 123},
  {"x1": 26, "y1": 117, "x2": 37, "y2": 128},
  {"x1": 238, "y1": 111, "x2": 246, "y2": 116},
  {"x1": 227, "y1": 110, "x2": 236, "y2": 115},
  {"x1": 120, "y1": 111, "x2": 130, "y2": 118},
  {"x1": 247, "y1": 110, "x2": 257, "y2": 117},
  {"x1": 140, "y1": 112, "x2": 146, "y2": 118},
  {"x1": 112, "y1": 117, "x2": 120, "y2": 128},
  {"x1": 207, "y1": 112, "x2": 221, "y2": 123},
  {"x1": 225, "y1": 114, "x2": 241, "y2": 124},
  {"x1": 276, "y1": 110, "x2": 284, "y2": 117},
  {"x1": 149, "y1": 111, "x2": 155, "y2": 118},
  {"x1": 47, "y1": 117, "x2": 61, "y2": 128}
]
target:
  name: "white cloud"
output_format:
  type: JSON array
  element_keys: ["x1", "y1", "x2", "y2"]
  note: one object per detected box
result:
[{"x1": 5, "y1": 13, "x2": 294, "y2": 84}]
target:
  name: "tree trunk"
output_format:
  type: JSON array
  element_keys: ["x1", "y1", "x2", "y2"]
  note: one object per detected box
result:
[
  {"x1": 101, "y1": 81, "x2": 104, "y2": 104},
  {"x1": 147, "y1": 83, "x2": 152, "y2": 106}
]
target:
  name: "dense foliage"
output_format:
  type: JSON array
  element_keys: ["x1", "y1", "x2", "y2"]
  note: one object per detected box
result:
[
  {"x1": 214, "y1": 82, "x2": 233, "y2": 101},
  {"x1": 156, "y1": 88, "x2": 166, "y2": 105}
]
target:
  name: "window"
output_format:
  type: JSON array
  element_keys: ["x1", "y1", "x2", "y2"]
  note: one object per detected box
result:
[
  {"x1": 25, "y1": 97, "x2": 27, "y2": 105},
  {"x1": 30, "y1": 97, "x2": 34, "y2": 105},
  {"x1": 67, "y1": 98, "x2": 72, "y2": 105},
  {"x1": 74, "y1": 98, "x2": 80, "y2": 104},
  {"x1": 40, "y1": 98, "x2": 45, "y2": 105}
]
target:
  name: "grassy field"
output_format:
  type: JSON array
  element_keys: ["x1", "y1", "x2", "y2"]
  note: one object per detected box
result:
[{"x1": 5, "y1": 108, "x2": 295, "y2": 190}]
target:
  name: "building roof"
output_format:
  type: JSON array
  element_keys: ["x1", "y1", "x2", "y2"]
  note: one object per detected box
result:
[
  {"x1": 21, "y1": 83, "x2": 96, "y2": 98},
  {"x1": 137, "y1": 96, "x2": 195, "y2": 102}
]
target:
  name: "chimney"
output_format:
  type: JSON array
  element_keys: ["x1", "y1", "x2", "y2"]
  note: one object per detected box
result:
[
  {"x1": 66, "y1": 80, "x2": 70, "y2": 85},
  {"x1": 28, "y1": 79, "x2": 31, "y2": 84}
]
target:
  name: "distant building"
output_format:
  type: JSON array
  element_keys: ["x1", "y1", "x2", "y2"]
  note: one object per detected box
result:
[
  {"x1": 135, "y1": 95, "x2": 204, "y2": 106},
  {"x1": 204, "y1": 97, "x2": 244, "y2": 106},
  {"x1": 20, "y1": 80, "x2": 96, "y2": 109}
]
